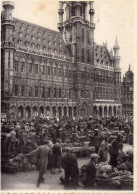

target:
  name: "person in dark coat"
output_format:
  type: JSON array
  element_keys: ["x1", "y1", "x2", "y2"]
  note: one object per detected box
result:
[
  {"x1": 109, "y1": 136, "x2": 121, "y2": 168},
  {"x1": 26, "y1": 139, "x2": 50, "y2": 187},
  {"x1": 51, "y1": 128, "x2": 57, "y2": 144},
  {"x1": 82, "y1": 153, "x2": 98, "y2": 188},
  {"x1": 52, "y1": 139, "x2": 62, "y2": 172},
  {"x1": 61, "y1": 152, "x2": 79, "y2": 189}
]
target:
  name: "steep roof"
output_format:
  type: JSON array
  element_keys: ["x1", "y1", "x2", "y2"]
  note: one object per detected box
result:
[
  {"x1": 13, "y1": 18, "x2": 71, "y2": 57},
  {"x1": 94, "y1": 43, "x2": 113, "y2": 66}
]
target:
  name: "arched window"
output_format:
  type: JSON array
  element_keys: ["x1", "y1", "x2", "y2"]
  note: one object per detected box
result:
[
  {"x1": 80, "y1": 6, "x2": 82, "y2": 16},
  {"x1": 71, "y1": 4, "x2": 75, "y2": 16},
  {"x1": 82, "y1": 48, "x2": 85, "y2": 62},
  {"x1": 82, "y1": 28, "x2": 84, "y2": 42},
  {"x1": 87, "y1": 30, "x2": 90, "y2": 44},
  {"x1": 87, "y1": 49, "x2": 90, "y2": 63}
]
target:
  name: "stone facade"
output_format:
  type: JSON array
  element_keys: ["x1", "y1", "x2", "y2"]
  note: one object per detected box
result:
[
  {"x1": 1, "y1": 1, "x2": 122, "y2": 120},
  {"x1": 122, "y1": 65, "x2": 133, "y2": 118}
]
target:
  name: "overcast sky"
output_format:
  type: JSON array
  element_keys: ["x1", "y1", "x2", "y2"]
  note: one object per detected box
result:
[{"x1": 1, "y1": 0, "x2": 136, "y2": 76}]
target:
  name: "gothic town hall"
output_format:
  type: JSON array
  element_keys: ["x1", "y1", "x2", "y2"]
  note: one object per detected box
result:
[{"x1": 1, "y1": 1, "x2": 122, "y2": 120}]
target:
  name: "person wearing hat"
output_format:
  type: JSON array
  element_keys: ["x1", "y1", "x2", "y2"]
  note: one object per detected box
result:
[
  {"x1": 15, "y1": 123, "x2": 21, "y2": 132},
  {"x1": 26, "y1": 139, "x2": 50, "y2": 187},
  {"x1": 82, "y1": 153, "x2": 99, "y2": 188}
]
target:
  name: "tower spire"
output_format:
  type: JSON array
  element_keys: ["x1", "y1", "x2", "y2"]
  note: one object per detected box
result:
[
  {"x1": 113, "y1": 36, "x2": 120, "y2": 70},
  {"x1": 115, "y1": 36, "x2": 119, "y2": 47},
  {"x1": 128, "y1": 64, "x2": 131, "y2": 71}
]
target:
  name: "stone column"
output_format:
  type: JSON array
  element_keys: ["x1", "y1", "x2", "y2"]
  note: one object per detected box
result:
[{"x1": 85, "y1": 2, "x2": 88, "y2": 20}]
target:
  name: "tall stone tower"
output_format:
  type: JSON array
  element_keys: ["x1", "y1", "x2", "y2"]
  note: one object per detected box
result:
[
  {"x1": 1, "y1": 1, "x2": 15, "y2": 116},
  {"x1": 58, "y1": 1, "x2": 95, "y2": 64},
  {"x1": 58, "y1": 1, "x2": 95, "y2": 117},
  {"x1": 113, "y1": 37, "x2": 121, "y2": 112}
]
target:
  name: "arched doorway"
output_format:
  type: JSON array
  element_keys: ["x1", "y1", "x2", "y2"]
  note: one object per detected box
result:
[
  {"x1": 68, "y1": 106, "x2": 72, "y2": 117},
  {"x1": 73, "y1": 106, "x2": 77, "y2": 117},
  {"x1": 18, "y1": 106, "x2": 24, "y2": 118},
  {"x1": 52, "y1": 106, "x2": 56, "y2": 117},
  {"x1": 93, "y1": 106, "x2": 97, "y2": 117},
  {"x1": 25, "y1": 106, "x2": 31, "y2": 119},
  {"x1": 104, "y1": 106, "x2": 107, "y2": 117},
  {"x1": 81, "y1": 103, "x2": 88, "y2": 117},
  {"x1": 63, "y1": 106, "x2": 67, "y2": 116},
  {"x1": 108, "y1": 106, "x2": 112, "y2": 117},
  {"x1": 33, "y1": 106, "x2": 38, "y2": 118},
  {"x1": 99, "y1": 106, "x2": 102, "y2": 118},
  {"x1": 39, "y1": 106, "x2": 44, "y2": 116},
  {"x1": 46, "y1": 106, "x2": 50, "y2": 116},
  {"x1": 113, "y1": 106, "x2": 116, "y2": 117},
  {"x1": 58, "y1": 106, "x2": 62, "y2": 118}
]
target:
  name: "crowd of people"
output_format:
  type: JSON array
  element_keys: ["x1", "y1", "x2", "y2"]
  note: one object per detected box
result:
[{"x1": 1, "y1": 116, "x2": 133, "y2": 188}]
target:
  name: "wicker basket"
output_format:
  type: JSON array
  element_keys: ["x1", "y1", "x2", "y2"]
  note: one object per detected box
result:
[
  {"x1": 96, "y1": 178, "x2": 111, "y2": 187},
  {"x1": 120, "y1": 179, "x2": 133, "y2": 189}
]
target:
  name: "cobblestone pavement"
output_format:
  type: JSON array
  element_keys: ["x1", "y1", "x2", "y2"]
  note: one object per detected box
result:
[{"x1": 1, "y1": 144, "x2": 133, "y2": 190}]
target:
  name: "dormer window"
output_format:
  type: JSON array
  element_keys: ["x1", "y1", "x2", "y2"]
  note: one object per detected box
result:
[
  {"x1": 44, "y1": 32, "x2": 47, "y2": 37},
  {"x1": 38, "y1": 30, "x2": 41, "y2": 36},
  {"x1": 37, "y1": 44, "x2": 40, "y2": 50},
  {"x1": 32, "y1": 36, "x2": 35, "y2": 41},
  {"x1": 19, "y1": 32, "x2": 22, "y2": 37},
  {"x1": 18, "y1": 39, "x2": 22, "y2": 45},
  {"x1": 25, "y1": 41, "x2": 29, "y2": 46},
  {"x1": 48, "y1": 41, "x2": 51, "y2": 46},
  {"x1": 32, "y1": 30, "x2": 35, "y2": 34},
  {"x1": 101, "y1": 60, "x2": 103, "y2": 64},
  {"x1": 43, "y1": 46, "x2": 46, "y2": 51},
  {"x1": 26, "y1": 28, "x2": 29, "y2": 33},
  {"x1": 31, "y1": 43, "x2": 35, "y2": 48}
]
